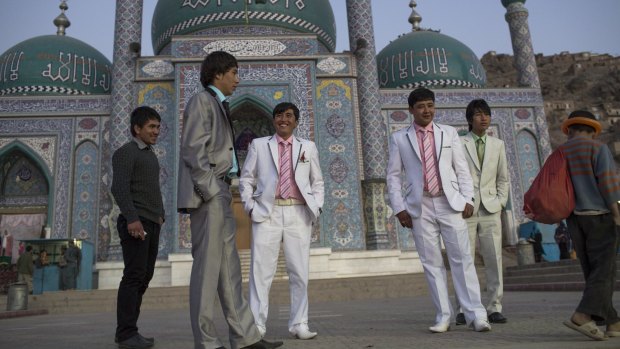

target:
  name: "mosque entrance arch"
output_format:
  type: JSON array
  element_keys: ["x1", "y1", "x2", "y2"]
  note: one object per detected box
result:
[
  {"x1": 229, "y1": 98, "x2": 275, "y2": 250},
  {"x1": 0, "y1": 145, "x2": 51, "y2": 262}
]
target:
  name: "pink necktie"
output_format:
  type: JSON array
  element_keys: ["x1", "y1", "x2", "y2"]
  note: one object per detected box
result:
[
  {"x1": 423, "y1": 131, "x2": 439, "y2": 195},
  {"x1": 279, "y1": 141, "x2": 292, "y2": 199}
]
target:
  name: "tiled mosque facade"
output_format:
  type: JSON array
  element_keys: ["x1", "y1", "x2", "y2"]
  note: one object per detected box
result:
[{"x1": 0, "y1": 0, "x2": 549, "y2": 284}]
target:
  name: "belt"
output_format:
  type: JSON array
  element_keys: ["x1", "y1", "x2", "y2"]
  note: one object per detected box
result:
[
  {"x1": 423, "y1": 189, "x2": 445, "y2": 198},
  {"x1": 274, "y1": 198, "x2": 305, "y2": 206}
]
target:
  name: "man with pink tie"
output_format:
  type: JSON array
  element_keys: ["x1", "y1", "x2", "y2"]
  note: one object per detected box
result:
[
  {"x1": 240, "y1": 102, "x2": 324, "y2": 340},
  {"x1": 386, "y1": 87, "x2": 491, "y2": 333}
]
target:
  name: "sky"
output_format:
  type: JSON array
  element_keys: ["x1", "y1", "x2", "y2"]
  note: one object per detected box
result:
[{"x1": 0, "y1": 0, "x2": 619, "y2": 62}]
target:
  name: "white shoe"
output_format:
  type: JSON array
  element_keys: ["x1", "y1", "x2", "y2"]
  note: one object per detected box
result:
[
  {"x1": 290, "y1": 324, "x2": 318, "y2": 340},
  {"x1": 472, "y1": 318, "x2": 492, "y2": 332},
  {"x1": 429, "y1": 322, "x2": 450, "y2": 333},
  {"x1": 256, "y1": 324, "x2": 266, "y2": 338}
]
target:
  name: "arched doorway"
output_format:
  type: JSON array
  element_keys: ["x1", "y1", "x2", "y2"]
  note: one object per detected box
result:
[
  {"x1": 0, "y1": 146, "x2": 51, "y2": 263},
  {"x1": 230, "y1": 99, "x2": 275, "y2": 250}
]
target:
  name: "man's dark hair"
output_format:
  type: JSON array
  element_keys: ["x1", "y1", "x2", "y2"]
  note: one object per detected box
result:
[
  {"x1": 567, "y1": 109, "x2": 596, "y2": 134},
  {"x1": 408, "y1": 87, "x2": 435, "y2": 107},
  {"x1": 26, "y1": 245, "x2": 32, "y2": 252},
  {"x1": 130, "y1": 106, "x2": 161, "y2": 136},
  {"x1": 200, "y1": 51, "x2": 238, "y2": 89},
  {"x1": 272, "y1": 102, "x2": 300, "y2": 121},
  {"x1": 465, "y1": 99, "x2": 492, "y2": 131}
]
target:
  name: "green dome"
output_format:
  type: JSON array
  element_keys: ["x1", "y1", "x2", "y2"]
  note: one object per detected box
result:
[
  {"x1": 0, "y1": 35, "x2": 112, "y2": 96},
  {"x1": 502, "y1": 0, "x2": 526, "y2": 8},
  {"x1": 376, "y1": 31, "x2": 486, "y2": 89},
  {"x1": 152, "y1": 0, "x2": 336, "y2": 54}
]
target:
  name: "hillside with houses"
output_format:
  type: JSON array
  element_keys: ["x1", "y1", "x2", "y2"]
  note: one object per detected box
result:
[{"x1": 482, "y1": 51, "x2": 620, "y2": 164}]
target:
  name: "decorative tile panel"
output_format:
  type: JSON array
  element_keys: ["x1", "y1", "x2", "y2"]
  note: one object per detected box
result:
[
  {"x1": 0, "y1": 96, "x2": 110, "y2": 115},
  {"x1": 0, "y1": 137, "x2": 56, "y2": 171},
  {"x1": 315, "y1": 78, "x2": 364, "y2": 250},
  {"x1": 71, "y1": 141, "x2": 98, "y2": 241},
  {"x1": 0, "y1": 119, "x2": 73, "y2": 238}
]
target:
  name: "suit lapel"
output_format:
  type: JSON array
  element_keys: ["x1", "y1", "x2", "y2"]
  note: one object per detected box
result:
[
  {"x1": 406, "y1": 126, "x2": 422, "y2": 161},
  {"x1": 433, "y1": 123, "x2": 444, "y2": 162},
  {"x1": 292, "y1": 137, "x2": 302, "y2": 172},
  {"x1": 206, "y1": 87, "x2": 229, "y2": 122},
  {"x1": 268, "y1": 136, "x2": 279, "y2": 173},
  {"x1": 464, "y1": 133, "x2": 481, "y2": 170}
]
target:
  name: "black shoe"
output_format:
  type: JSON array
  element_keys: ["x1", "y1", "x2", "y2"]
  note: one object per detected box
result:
[
  {"x1": 117, "y1": 334, "x2": 154, "y2": 348},
  {"x1": 115, "y1": 334, "x2": 154, "y2": 344},
  {"x1": 488, "y1": 312, "x2": 507, "y2": 324},
  {"x1": 241, "y1": 339, "x2": 284, "y2": 349},
  {"x1": 455, "y1": 313, "x2": 466, "y2": 325}
]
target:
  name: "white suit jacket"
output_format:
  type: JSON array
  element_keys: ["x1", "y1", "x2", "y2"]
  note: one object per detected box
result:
[
  {"x1": 461, "y1": 133, "x2": 510, "y2": 214},
  {"x1": 386, "y1": 122, "x2": 474, "y2": 218},
  {"x1": 239, "y1": 135, "x2": 324, "y2": 222}
]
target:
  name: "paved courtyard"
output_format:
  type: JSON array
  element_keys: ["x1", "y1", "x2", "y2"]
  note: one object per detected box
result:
[{"x1": 1, "y1": 291, "x2": 619, "y2": 349}]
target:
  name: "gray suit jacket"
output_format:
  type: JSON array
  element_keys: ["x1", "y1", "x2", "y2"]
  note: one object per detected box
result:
[
  {"x1": 461, "y1": 133, "x2": 510, "y2": 214},
  {"x1": 178, "y1": 88, "x2": 236, "y2": 211}
]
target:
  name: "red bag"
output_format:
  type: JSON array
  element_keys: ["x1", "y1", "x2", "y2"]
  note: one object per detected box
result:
[{"x1": 523, "y1": 148, "x2": 575, "y2": 224}]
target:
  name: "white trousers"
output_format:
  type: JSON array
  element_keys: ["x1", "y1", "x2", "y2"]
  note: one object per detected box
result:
[
  {"x1": 411, "y1": 195, "x2": 487, "y2": 325},
  {"x1": 465, "y1": 208, "x2": 503, "y2": 313},
  {"x1": 249, "y1": 204, "x2": 312, "y2": 332}
]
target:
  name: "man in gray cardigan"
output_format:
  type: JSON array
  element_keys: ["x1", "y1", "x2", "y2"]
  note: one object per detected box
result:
[{"x1": 112, "y1": 106, "x2": 164, "y2": 349}]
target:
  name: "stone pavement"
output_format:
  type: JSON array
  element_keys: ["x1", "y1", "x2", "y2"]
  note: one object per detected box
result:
[{"x1": 1, "y1": 291, "x2": 619, "y2": 349}]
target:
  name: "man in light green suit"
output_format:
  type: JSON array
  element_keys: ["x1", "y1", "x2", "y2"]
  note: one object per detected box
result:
[{"x1": 455, "y1": 99, "x2": 510, "y2": 326}]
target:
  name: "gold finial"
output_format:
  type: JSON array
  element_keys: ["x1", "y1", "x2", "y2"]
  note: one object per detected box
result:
[
  {"x1": 408, "y1": 0, "x2": 422, "y2": 31},
  {"x1": 53, "y1": 1, "x2": 71, "y2": 36}
]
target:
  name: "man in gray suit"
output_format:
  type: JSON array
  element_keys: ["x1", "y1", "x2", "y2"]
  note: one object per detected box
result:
[
  {"x1": 178, "y1": 51, "x2": 282, "y2": 349},
  {"x1": 455, "y1": 99, "x2": 510, "y2": 325}
]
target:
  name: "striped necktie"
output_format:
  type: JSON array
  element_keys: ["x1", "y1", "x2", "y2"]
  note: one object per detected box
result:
[
  {"x1": 279, "y1": 141, "x2": 292, "y2": 199},
  {"x1": 423, "y1": 130, "x2": 439, "y2": 196}
]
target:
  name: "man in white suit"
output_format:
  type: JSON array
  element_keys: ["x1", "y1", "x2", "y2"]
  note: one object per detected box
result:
[
  {"x1": 455, "y1": 99, "x2": 510, "y2": 326},
  {"x1": 239, "y1": 102, "x2": 324, "y2": 340},
  {"x1": 386, "y1": 88, "x2": 491, "y2": 333}
]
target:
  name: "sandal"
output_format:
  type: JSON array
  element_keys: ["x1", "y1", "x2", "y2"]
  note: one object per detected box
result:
[{"x1": 563, "y1": 319, "x2": 608, "y2": 341}]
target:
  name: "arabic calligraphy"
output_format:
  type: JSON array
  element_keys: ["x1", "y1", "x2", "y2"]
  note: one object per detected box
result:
[
  {"x1": 40, "y1": 51, "x2": 111, "y2": 91},
  {"x1": 0, "y1": 51, "x2": 24, "y2": 82},
  {"x1": 203, "y1": 39, "x2": 287, "y2": 56},
  {"x1": 379, "y1": 48, "x2": 452, "y2": 87},
  {"x1": 183, "y1": 0, "x2": 306, "y2": 10},
  {"x1": 317, "y1": 57, "x2": 346, "y2": 75},
  {"x1": 469, "y1": 54, "x2": 485, "y2": 80}
]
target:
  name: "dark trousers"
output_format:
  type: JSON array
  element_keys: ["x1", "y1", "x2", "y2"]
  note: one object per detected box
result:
[
  {"x1": 116, "y1": 215, "x2": 161, "y2": 341},
  {"x1": 567, "y1": 213, "x2": 620, "y2": 324}
]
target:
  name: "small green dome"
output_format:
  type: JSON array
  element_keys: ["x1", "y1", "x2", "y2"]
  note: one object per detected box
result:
[
  {"x1": 151, "y1": 0, "x2": 336, "y2": 54},
  {"x1": 502, "y1": 0, "x2": 526, "y2": 8},
  {"x1": 0, "y1": 35, "x2": 112, "y2": 96},
  {"x1": 376, "y1": 30, "x2": 486, "y2": 89}
]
